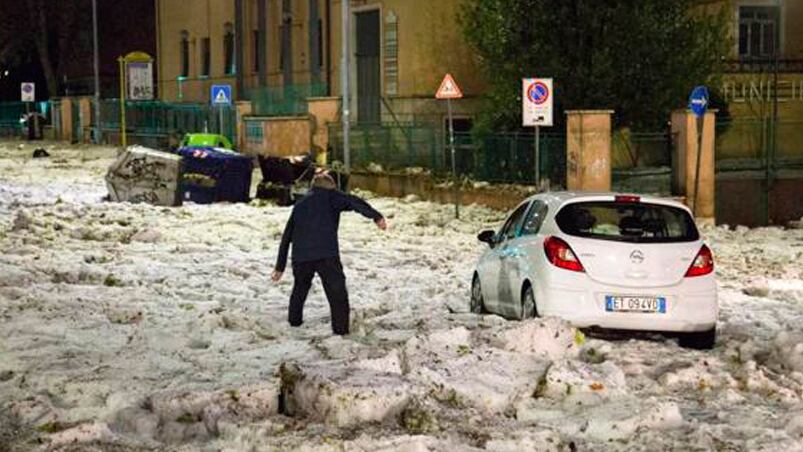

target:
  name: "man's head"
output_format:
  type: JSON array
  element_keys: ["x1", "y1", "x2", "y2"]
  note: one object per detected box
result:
[{"x1": 311, "y1": 172, "x2": 337, "y2": 190}]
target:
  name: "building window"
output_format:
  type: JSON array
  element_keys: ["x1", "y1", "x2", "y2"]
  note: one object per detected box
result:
[
  {"x1": 738, "y1": 6, "x2": 780, "y2": 59},
  {"x1": 317, "y1": 19, "x2": 324, "y2": 71},
  {"x1": 253, "y1": 30, "x2": 261, "y2": 73},
  {"x1": 384, "y1": 11, "x2": 399, "y2": 96},
  {"x1": 224, "y1": 22, "x2": 236, "y2": 75},
  {"x1": 180, "y1": 30, "x2": 190, "y2": 77},
  {"x1": 281, "y1": 4, "x2": 293, "y2": 84},
  {"x1": 245, "y1": 120, "x2": 264, "y2": 145},
  {"x1": 201, "y1": 37, "x2": 210, "y2": 77}
]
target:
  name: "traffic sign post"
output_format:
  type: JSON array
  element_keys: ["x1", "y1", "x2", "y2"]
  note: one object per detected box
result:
[
  {"x1": 523, "y1": 78, "x2": 554, "y2": 188},
  {"x1": 436, "y1": 73, "x2": 464, "y2": 219},
  {"x1": 688, "y1": 86, "x2": 709, "y2": 215},
  {"x1": 211, "y1": 85, "x2": 233, "y2": 138}
]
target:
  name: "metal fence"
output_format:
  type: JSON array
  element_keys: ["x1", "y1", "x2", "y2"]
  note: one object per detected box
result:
[
  {"x1": 248, "y1": 83, "x2": 327, "y2": 117},
  {"x1": 462, "y1": 132, "x2": 566, "y2": 186},
  {"x1": 96, "y1": 100, "x2": 236, "y2": 147},
  {"x1": 610, "y1": 131, "x2": 673, "y2": 195},
  {"x1": 328, "y1": 122, "x2": 441, "y2": 170},
  {"x1": 0, "y1": 102, "x2": 26, "y2": 136},
  {"x1": 327, "y1": 123, "x2": 567, "y2": 187}
]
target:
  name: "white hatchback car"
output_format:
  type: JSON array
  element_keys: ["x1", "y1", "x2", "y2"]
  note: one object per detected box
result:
[{"x1": 471, "y1": 192, "x2": 717, "y2": 349}]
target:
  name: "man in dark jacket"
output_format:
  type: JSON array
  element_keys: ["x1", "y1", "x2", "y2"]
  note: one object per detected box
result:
[{"x1": 272, "y1": 173, "x2": 386, "y2": 335}]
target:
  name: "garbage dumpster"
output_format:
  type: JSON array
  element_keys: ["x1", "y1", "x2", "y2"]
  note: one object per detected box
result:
[
  {"x1": 176, "y1": 146, "x2": 253, "y2": 204},
  {"x1": 105, "y1": 146, "x2": 183, "y2": 206}
]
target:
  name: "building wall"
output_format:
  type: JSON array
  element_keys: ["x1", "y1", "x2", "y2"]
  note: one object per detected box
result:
[
  {"x1": 156, "y1": 0, "x2": 484, "y2": 125},
  {"x1": 701, "y1": 0, "x2": 803, "y2": 122},
  {"x1": 157, "y1": 1, "x2": 801, "y2": 129},
  {"x1": 785, "y1": 0, "x2": 803, "y2": 58},
  {"x1": 157, "y1": 0, "x2": 237, "y2": 101}
]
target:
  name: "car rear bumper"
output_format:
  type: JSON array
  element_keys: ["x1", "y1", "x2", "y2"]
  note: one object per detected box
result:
[{"x1": 536, "y1": 276, "x2": 718, "y2": 333}]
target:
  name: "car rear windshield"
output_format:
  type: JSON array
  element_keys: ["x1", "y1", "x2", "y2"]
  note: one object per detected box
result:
[{"x1": 555, "y1": 201, "x2": 699, "y2": 243}]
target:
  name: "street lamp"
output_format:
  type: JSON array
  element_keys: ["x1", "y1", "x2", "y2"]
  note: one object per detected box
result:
[
  {"x1": 92, "y1": 0, "x2": 101, "y2": 144},
  {"x1": 341, "y1": 0, "x2": 351, "y2": 174}
]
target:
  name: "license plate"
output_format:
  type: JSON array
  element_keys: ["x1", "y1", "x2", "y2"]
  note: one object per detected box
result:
[{"x1": 605, "y1": 295, "x2": 667, "y2": 313}]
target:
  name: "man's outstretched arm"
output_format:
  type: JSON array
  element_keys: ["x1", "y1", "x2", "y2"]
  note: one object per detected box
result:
[
  {"x1": 333, "y1": 191, "x2": 384, "y2": 225},
  {"x1": 273, "y1": 214, "x2": 294, "y2": 280}
]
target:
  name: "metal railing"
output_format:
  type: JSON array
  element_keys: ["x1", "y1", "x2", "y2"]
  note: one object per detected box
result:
[
  {"x1": 96, "y1": 99, "x2": 236, "y2": 147},
  {"x1": 248, "y1": 82, "x2": 328, "y2": 116},
  {"x1": 328, "y1": 122, "x2": 441, "y2": 172},
  {"x1": 327, "y1": 123, "x2": 567, "y2": 187},
  {"x1": 0, "y1": 102, "x2": 25, "y2": 136}
]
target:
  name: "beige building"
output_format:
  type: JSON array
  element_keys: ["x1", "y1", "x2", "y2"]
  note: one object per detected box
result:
[
  {"x1": 701, "y1": 0, "x2": 803, "y2": 162},
  {"x1": 156, "y1": 1, "x2": 803, "y2": 120},
  {"x1": 713, "y1": 0, "x2": 803, "y2": 119},
  {"x1": 155, "y1": 0, "x2": 803, "y2": 160},
  {"x1": 156, "y1": 0, "x2": 484, "y2": 125}
]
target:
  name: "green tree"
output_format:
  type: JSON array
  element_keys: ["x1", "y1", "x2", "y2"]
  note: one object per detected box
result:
[
  {"x1": 0, "y1": 0, "x2": 90, "y2": 98},
  {"x1": 460, "y1": 0, "x2": 731, "y2": 132}
]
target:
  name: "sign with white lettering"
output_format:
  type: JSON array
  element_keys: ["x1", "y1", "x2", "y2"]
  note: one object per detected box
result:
[
  {"x1": 127, "y1": 62, "x2": 154, "y2": 100},
  {"x1": 21, "y1": 83, "x2": 35, "y2": 102},
  {"x1": 522, "y1": 78, "x2": 553, "y2": 127}
]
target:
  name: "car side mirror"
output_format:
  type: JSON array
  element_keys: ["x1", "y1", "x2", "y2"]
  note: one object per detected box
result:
[{"x1": 477, "y1": 230, "x2": 496, "y2": 248}]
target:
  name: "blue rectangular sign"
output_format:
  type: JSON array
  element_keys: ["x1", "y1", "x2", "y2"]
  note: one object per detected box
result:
[{"x1": 211, "y1": 85, "x2": 233, "y2": 106}]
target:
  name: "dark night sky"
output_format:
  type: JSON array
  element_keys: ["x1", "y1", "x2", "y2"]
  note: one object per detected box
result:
[{"x1": 0, "y1": 0, "x2": 155, "y2": 100}]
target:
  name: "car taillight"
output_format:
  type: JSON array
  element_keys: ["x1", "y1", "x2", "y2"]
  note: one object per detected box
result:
[
  {"x1": 685, "y1": 244, "x2": 714, "y2": 277},
  {"x1": 544, "y1": 236, "x2": 585, "y2": 273}
]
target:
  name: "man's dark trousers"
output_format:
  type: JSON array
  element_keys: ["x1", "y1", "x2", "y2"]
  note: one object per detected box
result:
[{"x1": 289, "y1": 258, "x2": 349, "y2": 335}]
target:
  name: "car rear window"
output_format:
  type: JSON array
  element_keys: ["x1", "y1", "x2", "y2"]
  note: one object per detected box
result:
[{"x1": 555, "y1": 201, "x2": 699, "y2": 243}]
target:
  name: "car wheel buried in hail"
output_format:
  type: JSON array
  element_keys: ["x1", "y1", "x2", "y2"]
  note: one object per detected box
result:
[{"x1": 472, "y1": 192, "x2": 717, "y2": 350}]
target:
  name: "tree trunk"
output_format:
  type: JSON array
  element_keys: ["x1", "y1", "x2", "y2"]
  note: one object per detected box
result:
[
  {"x1": 26, "y1": 0, "x2": 58, "y2": 97},
  {"x1": 55, "y1": 1, "x2": 80, "y2": 84}
]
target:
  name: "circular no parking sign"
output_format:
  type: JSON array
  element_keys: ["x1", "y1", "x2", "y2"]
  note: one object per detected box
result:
[{"x1": 527, "y1": 81, "x2": 550, "y2": 105}]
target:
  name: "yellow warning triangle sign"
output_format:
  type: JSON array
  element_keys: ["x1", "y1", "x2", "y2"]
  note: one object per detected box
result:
[{"x1": 435, "y1": 73, "x2": 463, "y2": 99}]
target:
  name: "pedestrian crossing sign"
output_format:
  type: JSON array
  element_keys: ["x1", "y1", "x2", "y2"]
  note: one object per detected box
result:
[{"x1": 211, "y1": 85, "x2": 233, "y2": 106}]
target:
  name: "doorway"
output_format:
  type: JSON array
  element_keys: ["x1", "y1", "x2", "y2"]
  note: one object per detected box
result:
[{"x1": 355, "y1": 10, "x2": 381, "y2": 124}]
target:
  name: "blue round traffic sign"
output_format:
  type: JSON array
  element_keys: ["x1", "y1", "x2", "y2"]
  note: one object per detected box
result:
[
  {"x1": 689, "y1": 86, "x2": 709, "y2": 117},
  {"x1": 527, "y1": 82, "x2": 550, "y2": 105}
]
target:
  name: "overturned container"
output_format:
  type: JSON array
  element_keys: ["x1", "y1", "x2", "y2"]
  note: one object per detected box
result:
[
  {"x1": 105, "y1": 146, "x2": 183, "y2": 206},
  {"x1": 176, "y1": 146, "x2": 253, "y2": 204}
]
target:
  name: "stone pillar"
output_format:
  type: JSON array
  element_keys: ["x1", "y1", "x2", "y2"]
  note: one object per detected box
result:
[
  {"x1": 78, "y1": 97, "x2": 92, "y2": 143},
  {"x1": 566, "y1": 110, "x2": 613, "y2": 191},
  {"x1": 308, "y1": 97, "x2": 341, "y2": 165},
  {"x1": 61, "y1": 98, "x2": 74, "y2": 143},
  {"x1": 235, "y1": 100, "x2": 253, "y2": 151},
  {"x1": 670, "y1": 110, "x2": 693, "y2": 196},
  {"x1": 671, "y1": 109, "x2": 716, "y2": 223}
]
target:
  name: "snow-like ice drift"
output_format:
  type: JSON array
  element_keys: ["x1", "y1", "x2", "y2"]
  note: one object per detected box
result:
[{"x1": 1, "y1": 142, "x2": 803, "y2": 451}]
